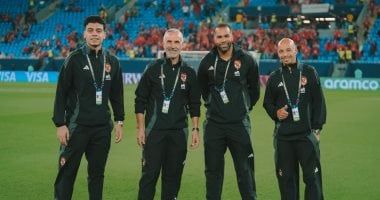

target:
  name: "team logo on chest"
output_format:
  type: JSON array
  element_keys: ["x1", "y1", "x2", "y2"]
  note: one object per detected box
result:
[
  {"x1": 105, "y1": 63, "x2": 111, "y2": 73},
  {"x1": 301, "y1": 76, "x2": 307, "y2": 86},
  {"x1": 234, "y1": 60, "x2": 241, "y2": 69},
  {"x1": 105, "y1": 63, "x2": 112, "y2": 80},
  {"x1": 301, "y1": 76, "x2": 307, "y2": 93},
  {"x1": 234, "y1": 60, "x2": 241, "y2": 76},
  {"x1": 180, "y1": 73, "x2": 187, "y2": 89}
]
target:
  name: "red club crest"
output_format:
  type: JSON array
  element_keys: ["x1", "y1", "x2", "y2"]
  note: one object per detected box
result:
[
  {"x1": 180, "y1": 73, "x2": 187, "y2": 82},
  {"x1": 234, "y1": 60, "x2": 241, "y2": 70},
  {"x1": 301, "y1": 76, "x2": 308, "y2": 86},
  {"x1": 105, "y1": 63, "x2": 111, "y2": 73}
]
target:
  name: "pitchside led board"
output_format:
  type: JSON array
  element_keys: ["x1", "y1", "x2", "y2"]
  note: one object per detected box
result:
[
  {"x1": 1, "y1": 71, "x2": 380, "y2": 91},
  {"x1": 1, "y1": 51, "x2": 380, "y2": 91}
]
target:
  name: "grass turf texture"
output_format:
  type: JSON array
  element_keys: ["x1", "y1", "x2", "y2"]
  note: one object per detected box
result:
[{"x1": 0, "y1": 83, "x2": 379, "y2": 199}]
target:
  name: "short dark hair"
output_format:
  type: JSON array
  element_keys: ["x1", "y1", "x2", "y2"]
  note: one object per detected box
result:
[
  {"x1": 84, "y1": 15, "x2": 106, "y2": 30},
  {"x1": 215, "y1": 23, "x2": 232, "y2": 32}
]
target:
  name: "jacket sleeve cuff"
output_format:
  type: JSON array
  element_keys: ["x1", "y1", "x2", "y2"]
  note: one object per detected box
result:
[
  {"x1": 190, "y1": 112, "x2": 200, "y2": 118},
  {"x1": 113, "y1": 116, "x2": 125, "y2": 122},
  {"x1": 271, "y1": 109, "x2": 278, "y2": 121},
  {"x1": 135, "y1": 105, "x2": 145, "y2": 114},
  {"x1": 312, "y1": 125, "x2": 323, "y2": 130},
  {"x1": 54, "y1": 122, "x2": 66, "y2": 127},
  {"x1": 135, "y1": 110, "x2": 145, "y2": 114},
  {"x1": 189, "y1": 107, "x2": 200, "y2": 117}
]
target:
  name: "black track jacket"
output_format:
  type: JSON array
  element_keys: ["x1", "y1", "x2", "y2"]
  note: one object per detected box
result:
[
  {"x1": 52, "y1": 45, "x2": 124, "y2": 127},
  {"x1": 197, "y1": 45, "x2": 260, "y2": 124},
  {"x1": 263, "y1": 62, "x2": 326, "y2": 139},
  {"x1": 135, "y1": 57, "x2": 201, "y2": 130}
]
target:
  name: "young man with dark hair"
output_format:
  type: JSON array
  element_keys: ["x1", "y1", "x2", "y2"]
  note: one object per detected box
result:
[{"x1": 52, "y1": 15, "x2": 124, "y2": 200}]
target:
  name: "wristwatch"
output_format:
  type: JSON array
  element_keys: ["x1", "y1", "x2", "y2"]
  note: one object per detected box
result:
[{"x1": 116, "y1": 121, "x2": 124, "y2": 127}]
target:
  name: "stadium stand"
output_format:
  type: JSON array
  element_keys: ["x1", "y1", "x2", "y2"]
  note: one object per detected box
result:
[{"x1": 0, "y1": 0, "x2": 379, "y2": 77}]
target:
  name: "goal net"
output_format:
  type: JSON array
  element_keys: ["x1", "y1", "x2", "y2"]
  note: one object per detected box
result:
[{"x1": 158, "y1": 50, "x2": 261, "y2": 72}]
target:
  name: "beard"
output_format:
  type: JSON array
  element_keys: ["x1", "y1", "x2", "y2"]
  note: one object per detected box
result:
[{"x1": 216, "y1": 42, "x2": 232, "y2": 53}]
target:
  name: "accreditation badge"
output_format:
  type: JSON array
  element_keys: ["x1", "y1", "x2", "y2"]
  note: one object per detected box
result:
[
  {"x1": 219, "y1": 89, "x2": 229, "y2": 104},
  {"x1": 162, "y1": 98, "x2": 171, "y2": 114},
  {"x1": 96, "y1": 88, "x2": 102, "y2": 105},
  {"x1": 291, "y1": 105, "x2": 300, "y2": 121}
]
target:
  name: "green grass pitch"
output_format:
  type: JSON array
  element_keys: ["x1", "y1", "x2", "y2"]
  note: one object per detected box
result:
[{"x1": 0, "y1": 83, "x2": 379, "y2": 199}]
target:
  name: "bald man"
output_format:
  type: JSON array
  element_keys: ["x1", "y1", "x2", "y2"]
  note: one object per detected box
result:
[{"x1": 263, "y1": 38, "x2": 326, "y2": 200}]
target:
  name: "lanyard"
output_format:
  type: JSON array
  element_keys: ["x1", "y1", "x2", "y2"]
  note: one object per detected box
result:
[
  {"x1": 160, "y1": 63, "x2": 181, "y2": 100},
  {"x1": 280, "y1": 67, "x2": 302, "y2": 107},
  {"x1": 214, "y1": 56, "x2": 231, "y2": 88},
  {"x1": 86, "y1": 54, "x2": 106, "y2": 90}
]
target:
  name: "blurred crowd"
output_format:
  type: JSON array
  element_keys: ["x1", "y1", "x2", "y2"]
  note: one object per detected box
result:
[{"x1": 0, "y1": 0, "x2": 378, "y2": 63}]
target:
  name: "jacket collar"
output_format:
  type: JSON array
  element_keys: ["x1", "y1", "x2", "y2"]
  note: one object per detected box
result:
[
  {"x1": 81, "y1": 44, "x2": 105, "y2": 57},
  {"x1": 280, "y1": 60, "x2": 304, "y2": 71},
  {"x1": 162, "y1": 52, "x2": 183, "y2": 68}
]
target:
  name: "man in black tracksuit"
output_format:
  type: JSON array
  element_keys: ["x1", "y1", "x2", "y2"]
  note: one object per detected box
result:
[
  {"x1": 263, "y1": 38, "x2": 326, "y2": 200},
  {"x1": 52, "y1": 16, "x2": 124, "y2": 200},
  {"x1": 135, "y1": 28, "x2": 201, "y2": 200},
  {"x1": 197, "y1": 23, "x2": 260, "y2": 200}
]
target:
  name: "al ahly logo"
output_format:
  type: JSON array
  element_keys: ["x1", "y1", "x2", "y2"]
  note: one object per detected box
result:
[
  {"x1": 301, "y1": 76, "x2": 308, "y2": 86},
  {"x1": 180, "y1": 73, "x2": 187, "y2": 82},
  {"x1": 234, "y1": 60, "x2": 241, "y2": 70},
  {"x1": 105, "y1": 63, "x2": 111, "y2": 73}
]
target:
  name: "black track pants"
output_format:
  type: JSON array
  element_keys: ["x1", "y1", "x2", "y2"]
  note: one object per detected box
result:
[{"x1": 54, "y1": 124, "x2": 112, "y2": 200}]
